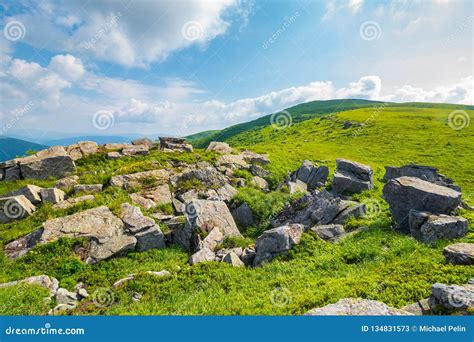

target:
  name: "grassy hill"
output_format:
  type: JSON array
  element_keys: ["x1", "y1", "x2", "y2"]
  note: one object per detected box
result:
[
  {"x1": 186, "y1": 130, "x2": 220, "y2": 143},
  {"x1": 0, "y1": 136, "x2": 48, "y2": 162},
  {"x1": 0, "y1": 100, "x2": 472, "y2": 315}
]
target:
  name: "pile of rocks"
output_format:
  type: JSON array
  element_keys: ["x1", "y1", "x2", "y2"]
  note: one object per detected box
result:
[
  {"x1": 159, "y1": 137, "x2": 193, "y2": 153},
  {"x1": 105, "y1": 139, "x2": 154, "y2": 159},
  {"x1": 282, "y1": 160, "x2": 328, "y2": 193}
]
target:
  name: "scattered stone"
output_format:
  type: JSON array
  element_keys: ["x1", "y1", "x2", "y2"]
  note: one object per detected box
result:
[
  {"x1": 107, "y1": 151, "x2": 123, "y2": 159},
  {"x1": 430, "y1": 283, "x2": 474, "y2": 311},
  {"x1": 383, "y1": 177, "x2": 462, "y2": 233},
  {"x1": 178, "y1": 189, "x2": 199, "y2": 203},
  {"x1": 310, "y1": 224, "x2": 346, "y2": 242},
  {"x1": 287, "y1": 180, "x2": 308, "y2": 194},
  {"x1": 306, "y1": 298, "x2": 413, "y2": 315},
  {"x1": 290, "y1": 160, "x2": 329, "y2": 190},
  {"x1": 215, "y1": 247, "x2": 243, "y2": 260},
  {"x1": 189, "y1": 247, "x2": 216, "y2": 265},
  {"x1": 332, "y1": 158, "x2": 373, "y2": 194},
  {"x1": 443, "y1": 243, "x2": 474, "y2": 265},
  {"x1": 192, "y1": 227, "x2": 224, "y2": 252},
  {"x1": 113, "y1": 270, "x2": 170, "y2": 287},
  {"x1": 4, "y1": 229, "x2": 43, "y2": 259},
  {"x1": 66, "y1": 141, "x2": 99, "y2": 161},
  {"x1": 235, "y1": 178, "x2": 246, "y2": 187},
  {"x1": 253, "y1": 224, "x2": 304, "y2": 266},
  {"x1": 54, "y1": 175, "x2": 79, "y2": 190},
  {"x1": 206, "y1": 141, "x2": 233, "y2": 154},
  {"x1": 103, "y1": 143, "x2": 130, "y2": 150},
  {"x1": 173, "y1": 198, "x2": 185, "y2": 213},
  {"x1": 408, "y1": 210, "x2": 468, "y2": 244},
  {"x1": 56, "y1": 288, "x2": 78, "y2": 305},
  {"x1": 2, "y1": 185, "x2": 43, "y2": 205},
  {"x1": 40, "y1": 188, "x2": 66, "y2": 204},
  {"x1": 251, "y1": 176, "x2": 269, "y2": 191},
  {"x1": 213, "y1": 183, "x2": 238, "y2": 202},
  {"x1": 178, "y1": 167, "x2": 227, "y2": 188},
  {"x1": 0, "y1": 275, "x2": 59, "y2": 297},
  {"x1": 0, "y1": 195, "x2": 36, "y2": 223},
  {"x1": 240, "y1": 150, "x2": 270, "y2": 165},
  {"x1": 159, "y1": 137, "x2": 193, "y2": 152},
  {"x1": 140, "y1": 184, "x2": 173, "y2": 205},
  {"x1": 73, "y1": 184, "x2": 103, "y2": 194},
  {"x1": 401, "y1": 298, "x2": 433, "y2": 315},
  {"x1": 332, "y1": 201, "x2": 366, "y2": 224},
  {"x1": 384, "y1": 164, "x2": 460, "y2": 191},
  {"x1": 110, "y1": 169, "x2": 170, "y2": 189},
  {"x1": 222, "y1": 252, "x2": 245, "y2": 267},
  {"x1": 132, "y1": 138, "x2": 155, "y2": 147},
  {"x1": 130, "y1": 193, "x2": 156, "y2": 210},
  {"x1": 232, "y1": 203, "x2": 255, "y2": 228}
]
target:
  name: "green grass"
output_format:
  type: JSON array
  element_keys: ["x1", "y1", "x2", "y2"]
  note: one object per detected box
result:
[{"x1": 0, "y1": 101, "x2": 473, "y2": 315}]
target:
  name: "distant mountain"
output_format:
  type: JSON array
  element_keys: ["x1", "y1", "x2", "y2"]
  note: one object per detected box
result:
[{"x1": 0, "y1": 136, "x2": 48, "y2": 162}]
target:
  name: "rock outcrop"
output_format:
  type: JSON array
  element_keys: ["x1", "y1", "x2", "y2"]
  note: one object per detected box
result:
[
  {"x1": 310, "y1": 224, "x2": 346, "y2": 242},
  {"x1": 305, "y1": 298, "x2": 412, "y2": 315},
  {"x1": 110, "y1": 169, "x2": 170, "y2": 189},
  {"x1": 17, "y1": 146, "x2": 76, "y2": 180},
  {"x1": 384, "y1": 164, "x2": 460, "y2": 191},
  {"x1": 332, "y1": 159, "x2": 373, "y2": 194},
  {"x1": 289, "y1": 160, "x2": 328, "y2": 190},
  {"x1": 206, "y1": 141, "x2": 233, "y2": 154},
  {"x1": 430, "y1": 283, "x2": 473, "y2": 312},
  {"x1": 443, "y1": 243, "x2": 474, "y2": 265},
  {"x1": 408, "y1": 210, "x2": 468, "y2": 243},
  {"x1": 159, "y1": 137, "x2": 193, "y2": 152}
]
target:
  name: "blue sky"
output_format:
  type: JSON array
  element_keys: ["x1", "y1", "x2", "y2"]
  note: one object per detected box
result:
[{"x1": 0, "y1": 0, "x2": 472, "y2": 139}]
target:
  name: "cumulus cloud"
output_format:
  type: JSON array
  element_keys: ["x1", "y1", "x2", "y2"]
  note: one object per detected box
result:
[
  {"x1": 49, "y1": 54, "x2": 85, "y2": 81},
  {"x1": 7, "y1": 0, "x2": 243, "y2": 67}
]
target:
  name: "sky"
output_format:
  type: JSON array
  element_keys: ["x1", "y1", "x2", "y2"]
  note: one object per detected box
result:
[{"x1": 0, "y1": 0, "x2": 472, "y2": 139}]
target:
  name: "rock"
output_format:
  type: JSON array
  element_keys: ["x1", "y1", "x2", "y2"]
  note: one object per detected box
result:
[
  {"x1": 178, "y1": 167, "x2": 227, "y2": 188},
  {"x1": 332, "y1": 158, "x2": 373, "y2": 194},
  {"x1": 189, "y1": 247, "x2": 216, "y2": 265},
  {"x1": 383, "y1": 177, "x2": 462, "y2": 233},
  {"x1": 408, "y1": 210, "x2": 468, "y2": 243},
  {"x1": 0, "y1": 195, "x2": 36, "y2": 223},
  {"x1": 56, "y1": 288, "x2": 78, "y2": 305},
  {"x1": 250, "y1": 164, "x2": 269, "y2": 177},
  {"x1": 2, "y1": 185, "x2": 43, "y2": 205},
  {"x1": 173, "y1": 198, "x2": 185, "y2": 213},
  {"x1": 217, "y1": 154, "x2": 248, "y2": 169},
  {"x1": 287, "y1": 180, "x2": 307, "y2": 194},
  {"x1": 384, "y1": 164, "x2": 460, "y2": 191},
  {"x1": 310, "y1": 224, "x2": 346, "y2": 242},
  {"x1": 150, "y1": 213, "x2": 175, "y2": 221},
  {"x1": 178, "y1": 189, "x2": 199, "y2": 203},
  {"x1": 132, "y1": 138, "x2": 154, "y2": 147},
  {"x1": 213, "y1": 183, "x2": 238, "y2": 202},
  {"x1": 430, "y1": 283, "x2": 474, "y2": 311},
  {"x1": 332, "y1": 201, "x2": 366, "y2": 224},
  {"x1": 2, "y1": 163, "x2": 21, "y2": 181},
  {"x1": 215, "y1": 247, "x2": 243, "y2": 260},
  {"x1": 206, "y1": 141, "x2": 233, "y2": 154},
  {"x1": 140, "y1": 184, "x2": 173, "y2": 205},
  {"x1": 40, "y1": 188, "x2": 66, "y2": 204},
  {"x1": 272, "y1": 190, "x2": 362, "y2": 228},
  {"x1": 18, "y1": 146, "x2": 76, "y2": 180},
  {"x1": 113, "y1": 270, "x2": 170, "y2": 287},
  {"x1": 241, "y1": 246, "x2": 256, "y2": 266},
  {"x1": 49, "y1": 303, "x2": 77, "y2": 315},
  {"x1": 77, "y1": 287, "x2": 89, "y2": 299},
  {"x1": 122, "y1": 144, "x2": 149, "y2": 156},
  {"x1": 443, "y1": 243, "x2": 474, "y2": 265},
  {"x1": 66, "y1": 141, "x2": 99, "y2": 160},
  {"x1": 290, "y1": 160, "x2": 329, "y2": 190},
  {"x1": 251, "y1": 176, "x2": 269, "y2": 191},
  {"x1": 240, "y1": 150, "x2": 270, "y2": 165},
  {"x1": 0, "y1": 275, "x2": 59, "y2": 297},
  {"x1": 159, "y1": 137, "x2": 193, "y2": 152},
  {"x1": 232, "y1": 203, "x2": 255, "y2": 228},
  {"x1": 253, "y1": 224, "x2": 304, "y2": 266},
  {"x1": 74, "y1": 184, "x2": 103, "y2": 194},
  {"x1": 306, "y1": 298, "x2": 413, "y2": 315},
  {"x1": 120, "y1": 203, "x2": 165, "y2": 252},
  {"x1": 235, "y1": 178, "x2": 246, "y2": 187},
  {"x1": 4, "y1": 229, "x2": 43, "y2": 259},
  {"x1": 165, "y1": 216, "x2": 186, "y2": 230},
  {"x1": 222, "y1": 252, "x2": 245, "y2": 267},
  {"x1": 401, "y1": 299, "x2": 433, "y2": 315},
  {"x1": 53, "y1": 195, "x2": 95, "y2": 210},
  {"x1": 192, "y1": 227, "x2": 224, "y2": 252},
  {"x1": 130, "y1": 193, "x2": 156, "y2": 210},
  {"x1": 110, "y1": 169, "x2": 170, "y2": 189},
  {"x1": 54, "y1": 175, "x2": 79, "y2": 190},
  {"x1": 103, "y1": 143, "x2": 128, "y2": 150},
  {"x1": 107, "y1": 151, "x2": 123, "y2": 159},
  {"x1": 41, "y1": 206, "x2": 136, "y2": 263}
]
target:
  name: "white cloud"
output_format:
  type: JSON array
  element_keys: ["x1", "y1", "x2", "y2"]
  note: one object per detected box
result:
[
  {"x1": 323, "y1": 0, "x2": 364, "y2": 20},
  {"x1": 49, "y1": 54, "x2": 85, "y2": 81},
  {"x1": 336, "y1": 75, "x2": 381, "y2": 99}
]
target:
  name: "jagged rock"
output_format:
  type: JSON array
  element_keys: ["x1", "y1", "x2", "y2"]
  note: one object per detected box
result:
[
  {"x1": 40, "y1": 188, "x2": 66, "y2": 204},
  {"x1": 110, "y1": 169, "x2": 170, "y2": 189},
  {"x1": 132, "y1": 138, "x2": 155, "y2": 147},
  {"x1": 408, "y1": 210, "x2": 468, "y2": 243},
  {"x1": 232, "y1": 203, "x2": 255, "y2": 228},
  {"x1": 130, "y1": 193, "x2": 156, "y2": 210},
  {"x1": 0, "y1": 275, "x2": 59, "y2": 297},
  {"x1": 240, "y1": 150, "x2": 270, "y2": 165},
  {"x1": 383, "y1": 177, "x2": 462, "y2": 233},
  {"x1": 253, "y1": 224, "x2": 304, "y2": 266},
  {"x1": 290, "y1": 160, "x2": 329, "y2": 190},
  {"x1": 73, "y1": 184, "x2": 103, "y2": 194},
  {"x1": 430, "y1": 283, "x2": 474, "y2": 311},
  {"x1": 0, "y1": 195, "x2": 36, "y2": 223},
  {"x1": 173, "y1": 198, "x2": 185, "y2": 213},
  {"x1": 287, "y1": 180, "x2": 307, "y2": 194},
  {"x1": 41, "y1": 206, "x2": 136, "y2": 263},
  {"x1": 332, "y1": 158, "x2": 373, "y2": 194},
  {"x1": 310, "y1": 224, "x2": 346, "y2": 241},
  {"x1": 250, "y1": 164, "x2": 269, "y2": 177},
  {"x1": 306, "y1": 298, "x2": 413, "y2": 315},
  {"x1": 165, "y1": 216, "x2": 186, "y2": 230},
  {"x1": 384, "y1": 164, "x2": 460, "y2": 191},
  {"x1": 215, "y1": 247, "x2": 243, "y2": 260},
  {"x1": 66, "y1": 141, "x2": 99, "y2": 160},
  {"x1": 159, "y1": 137, "x2": 193, "y2": 152},
  {"x1": 272, "y1": 190, "x2": 363, "y2": 228},
  {"x1": 120, "y1": 203, "x2": 165, "y2": 252},
  {"x1": 332, "y1": 201, "x2": 366, "y2": 224},
  {"x1": 140, "y1": 184, "x2": 173, "y2": 205},
  {"x1": 4, "y1": 229, "x2": 43, "y2": 259},
  {"x1": 206, "y1": 141, "x2": 233, "y2": 154},
  {"x1": 2, "y1": 185, "x2": 43, "y2": 205},
  {"x1": 2, "y1": 163, "x2": 21, "y2": 181},
  {"x1": 402, "y1": 299, "x2": 433, "y2": 315},
  {"x1": 241, "y1": 246, "x2": 256, "y2": 266},
  {"x1": 122, "y1": 144, "x2": 149, "y2": 156},
  {"x1": 222, "y1": 252, "x2": 245, "y2": 267},
  {"x1": 178, "y1": 189, "x2": 199, "y2": 203},
  {"x1": 443, "y1": 243, "x2": 474, "y2": 265},
  {"x1": 56, "y1": 288, "x2": 78, "y2": 305},
  {"x1": 54, "y1": 175, "x2": 79, "y2": 190},
  {"x1": 107, "y1": 151, "x2": 122, "y2": 159},
  {"x1": 103, "y1": 143, "x2": 130, "y2": 150},
  {"x1": 192, "y1": 227, "x2": 224, "y2": 252},
  {"x1": 189, "y1": 247, "x2": 216, "y2": 265},
  {"x1": 178, "y1": 167, "x2": 227, "y2": 188},
  {"x1": 217, "y1": 154, "x2": 248, "y2": 169},
  {"x1": 213, "y1": 183, "x2": 238, "y2": 202},
  {"x1": 113, "y1": 270, "x2": 170, "y2": 287},
  {"x1": 251, "y1": 176, "x2": 269, "y2": 191},
  {"x1": 17, "y1": 146, "x2": 76, "y2": 180},
  {"x1": 53, "y1": 195, "x2": 95, "y2": 210}
]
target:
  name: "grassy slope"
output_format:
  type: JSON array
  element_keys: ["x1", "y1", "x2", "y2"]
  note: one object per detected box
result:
[
  {"x1": 0, "y1": 103, "x2": 473, "y2": 315},
  {"x1": 186, "y1": 130, "x2": 221, "y2": 143}
]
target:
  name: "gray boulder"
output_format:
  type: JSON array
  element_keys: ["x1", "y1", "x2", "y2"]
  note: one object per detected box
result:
[
  {"x1": 251, "y1": 176, "x2": 269, "y2": 191},
  {"x1": 332, "y1": 159, "x2": 373, "y2": 194},
  {"x1": 291, "y1": 160, "x2": 329, "y2": 190},
  {"x1": 206, "y1": 141, "x2": 233, "y2": 154},
  {"x1": 54, "y1": 175, "x2": 79, "y2": 190},
  {"x1": 232, "y1": 203, "x2": 255, "y2": 228},
  {"x1": 178, "y1": 166, "x2": 227, "y2": 188},
  {"x1": 73, "y1": 184, "x2": 103, "y2": 194},
  {"x1": 306, "y1": 298, "x2": 412, "y2": 315},
  {"x1": 384, "y1": 164, "x2": 460, "y2": 191},
  {"x1": 4, "y1": 228, "x2": 43, "y2": 259},
  {"x1": 54, "y1": 194, "x2": 96, "y2": 210},
  {"x1": 383, "y1": 177, "x2": 462, "y2": 233},
  {"x1": 253, "y1": 224, "x2": 304, "y2": 266},
  {"x1": 250, "y1": 164, "x2": 270, "y2": 177},
  {"x1": 159, "y1": 137, "x2": 193, "y2": 152},
  {"x1": 18, "y1": 146, "x2": 76, "y2": 180},
  {"x1": 0, "y1": 195, "x2": 36, "y2": 223},
  {"x1": 40, "y1": 188, "x2": 66, "y2": 204},
  {"x1": 122, "y1": 144, "x2": 149, "y2": 156},
  {"x1": 189, "y1": 247, "x2": 216, "y2": 265},
  {"x1": 192, "y1": 227, "x2": 224, "y2": 252},
  {"x1": 0, "y1": 275, "x2": 59, "y2": 298},
  {"x1": 66, "y1": 141, "x2": 99, "y2": 161},
  {"x1": 408, "y1": 210, "x2": 468, "y2": 243},
  {"x1": 241, "y1": 246, "x2": 256, "y2": 266},
  {"x1": 222, "y1": 252, "x2": 245, "y2": 267},
  {"x1": 310, "y1": 224, "x2": 345, "y2": 242},
  {"x1": 2, "y1": 185, "x2": 43, "y2": 205},
  {"x1": 430, "y1": 283, "x2": 474, "y2": 311},
  {"x1": 132, "y1": 138, "x2": 155, "y2": 147},
  {"x1": 217, "y1": 154, "x2": 248, "y2": 169},
  {"x1": 240, "y1": 150, "x2": 270, "y2": 165},
  {"x1": 443, "y1": 243, "x2": 474, "y2": 265},
  {"x1": 110, "y1": 169, "x2": 170, "y2": 189}
]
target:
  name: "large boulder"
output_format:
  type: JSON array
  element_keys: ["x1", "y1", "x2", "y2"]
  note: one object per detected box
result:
[
  {"x1": 0, "y1": 195, "x2": 36, "y2": 223},
  {"x1": 306, "y1": 298, "x2": 412, "y2": 315},
  {"x1": 271, "y1": 190, "x2": 365, "y2": 228},
  {"x1": 253, "y1": 224, "x2": 304, "y2": 266},
  {"x1": 132, "y1": 138, "x2": 155, "y2": 147},
  {"x1": 18, "y1": 146, "x2": 76, "y2": 180},
  {"x1": 408, "y1": 210, "x2": 468, "y2": 243},
  {"x1": 383, "y1": 177, "x2": 462, "y2": 233},
  {"x1": 239, "y1": 150, "x2": 270, "y2": 165},
  {"x1": 217, "y1": 154, "x2": 248, "y2": 169},
  {"x1": 232, "y1": 203, "x2": 255, "y2": 228},
  {"x1": 40, "y1": 188, "x2": 66, "y2": 204},
  {"x1": 159, "y1": 137, "x2": 193, "y2": 152},
  {"x1": 178, "y1": 167, "x2": 227, "y2": 188},
  {"x1": 443, "y1": 243, "x2": 474, "y2": 265},
  {"x1": 189, "y1": 247, "x2": 216, "y2": 265},
  {"x1": 110, "y1": 169, "x2": 170, "y2": 189},
  {"x1": 290, "y1": 160, "x2": 329, "y2": 190},
  {"x1": 251, "y1": 176, "x2": 269, "y2": 191},
  {"x1": 66, "y1": 141, "x2": 99, "y2": 161},
  {"x1": 430, "y1": 283, "x2": 474, "y2": 311},
  {"x1": 122, "y1": 144, "x2": 149, "y2": 156},
  {"x1": 310, "y1": 224, "x2": 345, "y2": 242},
  {"x1": 384, "y1": 164, "x2": 460, "y2": 191},
  {"x1": 139, "y1": 184, "x2": 173, "y2": 206},
  {"x1": 4, "y1": 228, "x2": 43, "y2": 259},
  {"x1": 332, "y1": 159, "x2": 373, "y2": 194},
  {"x1": 2, "y1": 185, "x2": 43, "y2": 205},
  {"x1": 206, "y1": 141, "x2": 233, "y2": 154}
]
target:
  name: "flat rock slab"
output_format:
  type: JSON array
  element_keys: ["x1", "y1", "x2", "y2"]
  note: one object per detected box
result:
[
  {"x1": 306, "y1": 298, "x2": 413, "y2": 315},
  {"x1": 383, "y1": 176, "x2": 462, "y2": 233},
  {"x1": 4, "y1": 229, "x2": 43, "y2": 259},
  {"x1": 443, "y1": 243, "x2": 474, "y2": 265},
  {"x1": 384, "y1": 164, "x2": 460, "y2": 191}
]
